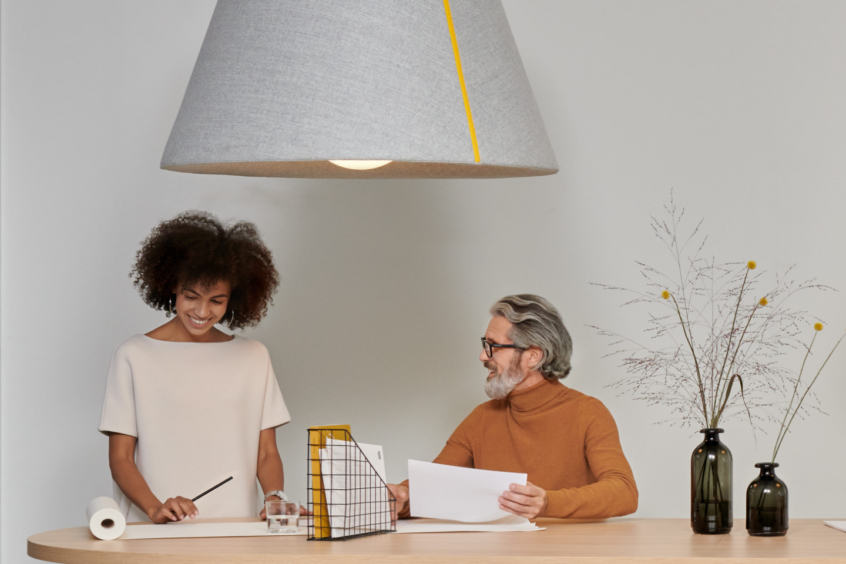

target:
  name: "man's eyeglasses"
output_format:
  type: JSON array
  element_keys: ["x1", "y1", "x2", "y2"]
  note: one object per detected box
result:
[{"x1": 481, "y1": 337, "x2": 525, "y2": 358}]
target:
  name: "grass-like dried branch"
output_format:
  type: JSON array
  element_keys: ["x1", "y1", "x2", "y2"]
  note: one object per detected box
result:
[{"x1": 591, "y1": 193, "x2": 834, "y2": 432}]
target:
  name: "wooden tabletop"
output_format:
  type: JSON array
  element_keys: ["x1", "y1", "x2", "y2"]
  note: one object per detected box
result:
[{"x1": 28, "y1": 518, "x2": 846, "y2": 564}]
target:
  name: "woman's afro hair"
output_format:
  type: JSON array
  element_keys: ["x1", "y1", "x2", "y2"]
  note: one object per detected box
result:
[{"x1": 130, "y1": 211, "x2": 279, "y2": 330}]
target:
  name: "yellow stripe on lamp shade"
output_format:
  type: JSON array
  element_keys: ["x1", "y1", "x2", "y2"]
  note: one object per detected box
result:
[{"x1": 443, "y1": 0, "x2": 480, "y2": 164}]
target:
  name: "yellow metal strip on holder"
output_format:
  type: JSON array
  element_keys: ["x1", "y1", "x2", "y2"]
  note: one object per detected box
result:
[{"x1": 443, "y1": 0, "x2": 481, "y2": 163}]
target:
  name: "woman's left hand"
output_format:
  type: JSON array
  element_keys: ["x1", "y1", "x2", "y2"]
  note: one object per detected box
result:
[
  {"x1": 260, "y1": 497, "x2": 311, "y2": 519},
  {"x1": 259, "y1": 495, "x2": 281, "y2": 519}
]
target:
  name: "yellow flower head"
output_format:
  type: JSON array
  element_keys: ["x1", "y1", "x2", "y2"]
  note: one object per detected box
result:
[
  {"x1": 759, "y1": 297, "x2": 768, "y2": 306},
  {"x1": 661, "y1": 290, "x2": 670, "y2": 300},
  {"x1": 747, "y1": 261, "x2": 757, "y2": 270},
  {"x1": 814, "y1": 322, "x2": 823, "y2": 331}
]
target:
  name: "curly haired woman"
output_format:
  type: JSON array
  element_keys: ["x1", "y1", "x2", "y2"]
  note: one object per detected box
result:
[{"x1": 98, "y1": 211, "x2": 293, "y2": 524}]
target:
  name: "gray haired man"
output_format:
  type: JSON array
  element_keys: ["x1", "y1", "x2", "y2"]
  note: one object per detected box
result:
[{"x1": 388, "y1": 294, "x2": 638, "y2": 520}]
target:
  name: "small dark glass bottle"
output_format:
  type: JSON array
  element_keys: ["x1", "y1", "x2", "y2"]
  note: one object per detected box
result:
[
  {"x1": 691, "y1": 428, "x2": 732, "y2": 534},
  {"x1": 746, "y1": 462, "x2": 788, "y2": 536}
]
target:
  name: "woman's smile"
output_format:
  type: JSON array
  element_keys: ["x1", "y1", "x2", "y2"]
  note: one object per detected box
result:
[
  {"x1": 170, "y1": 280, "x2": 232, "y2": 341},
  {"x1": 188, "y1": 315, "x2": 212, "y2": 327}
]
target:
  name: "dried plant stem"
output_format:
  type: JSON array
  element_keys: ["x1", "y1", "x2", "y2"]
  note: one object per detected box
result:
[
  {"x1": 670, "y1": 294, "x2": 709, "y2": 424},
  {"x1": 712, "y1": 268, "x2": 750, "y2": 420},
  {"x1": 594, "y1": 194, "x2": 835, "y2": 433},
  {"x1": 772, "y1": 332, "x2": 846, "y2": 462},
  {"x1": 714, "y1": 374, "x2": 754, "y2": 440},
  {"x1": 773, "y1": 333, "x2": 817, "y2": 459},
  {"x1": 712, "y1": 301, "x2": 760, "y2": 427}
]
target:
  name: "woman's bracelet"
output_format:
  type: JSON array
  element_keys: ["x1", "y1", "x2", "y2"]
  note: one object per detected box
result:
[{"x1": 264, "y1": 490, "x2": 287, "y2": 502}]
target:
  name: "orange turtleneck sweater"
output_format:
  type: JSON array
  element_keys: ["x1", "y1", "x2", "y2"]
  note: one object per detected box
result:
[{"x1": 402, "y1": 378, "x2": 638, "y2": 519}]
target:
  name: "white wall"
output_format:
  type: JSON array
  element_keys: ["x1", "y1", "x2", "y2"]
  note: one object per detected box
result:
[{"x1": 3, "y1": 1, "x2": 846, "y2": 561}]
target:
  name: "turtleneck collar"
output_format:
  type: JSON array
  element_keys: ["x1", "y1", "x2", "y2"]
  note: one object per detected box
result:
[{"x1": 507, "y1": 377, "x2": 566, "y2": 413}]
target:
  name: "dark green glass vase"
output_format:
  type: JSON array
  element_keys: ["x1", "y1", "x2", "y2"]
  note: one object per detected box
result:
[
  {"x1": 691, "y1": 428, "x2": 732, "y2": 534},
  {"x1": 746, "y1": 462, "x2": 788, "y2": 536}
]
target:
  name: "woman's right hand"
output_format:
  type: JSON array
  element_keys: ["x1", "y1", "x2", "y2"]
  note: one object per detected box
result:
[
  {"x1": 147, "y1": 497, "x2": 199, "y2": 523},
  {"x1": 109, "y1": 434, "x2": 199, "y2": 525}
]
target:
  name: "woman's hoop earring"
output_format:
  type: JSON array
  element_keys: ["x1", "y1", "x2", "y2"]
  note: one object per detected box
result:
[
  {"x1": 227, "y1": 309, "x2": 236, "y2": 328},
  {"x1": 167, "y1": 295, "x2": 176, "y2": 317}
]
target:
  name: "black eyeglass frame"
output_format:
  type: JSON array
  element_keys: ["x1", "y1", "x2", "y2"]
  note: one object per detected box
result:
[{"x1": 481, "y1": 337, "x2": 525, "y2": 358}]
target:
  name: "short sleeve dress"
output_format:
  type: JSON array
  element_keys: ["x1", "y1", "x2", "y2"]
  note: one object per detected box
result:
[{"x1": 98, "y1": 334, "x2": 290, "y2": 523}]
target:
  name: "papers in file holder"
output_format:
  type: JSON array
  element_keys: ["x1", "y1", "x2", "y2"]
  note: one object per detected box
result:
[{"x1": 307, "y1": 428, "x2": 395, "y2": 540}]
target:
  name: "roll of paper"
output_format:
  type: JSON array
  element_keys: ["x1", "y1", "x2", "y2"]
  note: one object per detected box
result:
[{"x1": 86, "y1": 497, "x2": 126, "y2": 540}]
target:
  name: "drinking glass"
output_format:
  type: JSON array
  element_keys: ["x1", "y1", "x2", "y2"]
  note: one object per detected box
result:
[{"x1": 266, "y1": 500, "x2": 300, "y2": 534}]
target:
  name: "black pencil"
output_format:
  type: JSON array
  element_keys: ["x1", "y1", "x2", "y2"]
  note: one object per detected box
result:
[{"x1": 191, "y1": 476, "x2": 233, "y2": 502}]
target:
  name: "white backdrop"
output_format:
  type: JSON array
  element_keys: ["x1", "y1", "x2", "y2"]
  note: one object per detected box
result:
[{"x1": 3, "y1": 1, "x2": 846, "y2": 561}]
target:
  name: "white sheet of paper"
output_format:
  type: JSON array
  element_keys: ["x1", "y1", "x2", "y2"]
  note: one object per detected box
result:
[
  {"x1": 319, "y1": 439, "x2": 392, "y2": 538},
  {"x1": 119, "y1": 521, "x2": 306, "y2": 539},
  {"x1": 325, "y1": 438, "x2": 387, "y2": 481},
  {"x1": 395, "y1": 515, "x2": 542, "y2": 534},
  {"x1": 824, "y1": 521, "x2": 846, "y2": 533},
  {"x1": 408, "y1": 460, "x2": 528, "y2": 523}
]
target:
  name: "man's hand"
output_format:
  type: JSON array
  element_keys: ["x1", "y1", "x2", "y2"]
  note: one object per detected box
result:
[
  {"x1": 147, "y1": 496, "x2": 198, "y2": 524},
  {"x1": 386, "y1": 483, "x2": 409, "y2": 524},
  {"x1": 498, "y1": 482, "x2": 548, "y2": 520}
]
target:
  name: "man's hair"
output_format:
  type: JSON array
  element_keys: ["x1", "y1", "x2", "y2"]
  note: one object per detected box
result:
[{"x1": 490, "y1": 294, "x2": 572, "y2": 379}]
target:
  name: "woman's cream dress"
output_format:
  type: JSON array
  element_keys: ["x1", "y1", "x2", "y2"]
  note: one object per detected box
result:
[{"x1": 99, "y1": 334, "x2": 290, "y2": 522}]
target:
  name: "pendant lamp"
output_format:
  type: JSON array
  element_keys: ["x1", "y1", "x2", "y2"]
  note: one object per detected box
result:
[{"x1": 161, "y1": 0, "x2": 558, "y2": 179}]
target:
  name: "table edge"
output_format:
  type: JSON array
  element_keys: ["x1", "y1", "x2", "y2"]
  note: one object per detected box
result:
[{"x1": 27, "y1": 519, "x2": 846, "y2": 564}]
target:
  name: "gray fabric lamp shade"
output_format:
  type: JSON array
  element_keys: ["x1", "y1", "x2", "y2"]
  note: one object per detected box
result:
[{"x1": 161, "y1": 0, "x2": 558, "y2": 179}]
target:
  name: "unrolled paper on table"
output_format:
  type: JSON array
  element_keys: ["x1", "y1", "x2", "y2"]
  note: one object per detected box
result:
[
  {"x1": 408, "y1": 460, "x2": 528, "y2": 523},
  {"x1": 86, "y1": 497, "x2": 306, "y2": 539},
  {"x1": 395, "y1": 516, "x2": 543, "y2": 533},
  {"x1": 117, "y1": 521, "x2": 306, "y2": 539},
  {"x1": 85, "y1": 495, "x2": 538, "y2": 538}
]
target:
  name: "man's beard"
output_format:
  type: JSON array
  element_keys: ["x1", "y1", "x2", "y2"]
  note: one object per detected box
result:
[{"x1": 484, "y1": 353, "x2": 525, "y2": 400}]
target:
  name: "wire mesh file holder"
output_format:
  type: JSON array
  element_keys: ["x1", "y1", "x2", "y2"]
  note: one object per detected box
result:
[{"x1": 307, "y1": 428, "x2": 396, "y2": 541}]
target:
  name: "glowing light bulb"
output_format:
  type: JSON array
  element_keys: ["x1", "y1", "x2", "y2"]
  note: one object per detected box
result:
[{"x1": 328, "y1": 160, "x2": 392, "y2": 170}]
